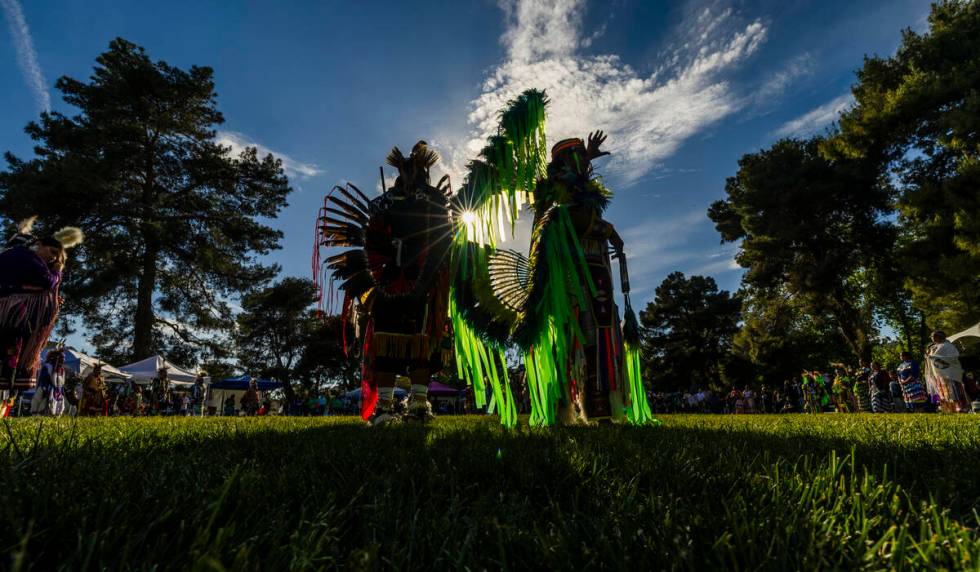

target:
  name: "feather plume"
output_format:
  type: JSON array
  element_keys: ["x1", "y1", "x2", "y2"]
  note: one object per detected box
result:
[
  {"x1": 52, "y1": 226, "x2": 84, "y2": 249},
  {"x1": 386, "y1": 146, "x2": 406, "y2": 169},
  {"x1": 17, "y1": 215, "x2": 37, "y2": 235},
  {"x1": 410, "y1": 141, "x2": 439, "y2": 168}
]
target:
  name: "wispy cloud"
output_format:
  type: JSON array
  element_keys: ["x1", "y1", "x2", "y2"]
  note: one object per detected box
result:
[
  {"x1": 689, "y1": 249, "x2": 741, "y2": 276},
  {"x1": 455, "y1": 0, "x2": 768, "y2": 186},
  {"x1": 750, "y1": 52, "x2": 813, "y2": 107},
  {"x1": 619, "y1": 211, "x2": 746, "y2": 297},
  {"x1": 1, "y1": 0, "x2": 50, "y2": 112},
  {"x1": 216, "y1": 131, "x2": 323, "y2": 179},
  {"x1": 772, "y1": 93, "x2": 853, "y2": 138},
  {"x1": 621, "y1": 210, "x2": 711, "y2": 293}
]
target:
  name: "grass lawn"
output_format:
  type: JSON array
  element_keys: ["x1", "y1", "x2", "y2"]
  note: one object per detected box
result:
[{"x1": 2, "y1": 414, "x2": 979, "y2": 570}]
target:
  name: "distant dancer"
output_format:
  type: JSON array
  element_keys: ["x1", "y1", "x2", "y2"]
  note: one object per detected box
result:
[
  {"x1": 895, "y1": 352, "x2": 926, "y2": 412},
  {"x1": 80, "y1": 364, "x2": 108, "y2": 416},
  {"x1": 241, "y1": 378, "x2": 260, "y2": 416},
  {"x1": 831, "y1": 369, "x2": 852, "y2": 413},
  {"x1": 869, "y1": 362, "x2": 893, "y2": 413},
  {"x1": 853, "y1": 362, "x2": 873, "y2": 413},
  {"x1": 30, "y1": 347, "x2": 67, "y2": 416}
]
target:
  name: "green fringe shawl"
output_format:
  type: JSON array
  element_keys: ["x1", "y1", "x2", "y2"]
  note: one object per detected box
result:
[
  {"x1": 519, "y1": 208, "x2": 656, "y2": 427},
  {"x1": 447, "y1": 88, "x2": 547, "y2": 429},
  {"x1": 449, "y1": 201, "x2": 658, "y2": 428},
  {"x1": 519, "y1": 206, "x2": 594, "y2": 426},
  {"x1": 456, "y1": 89, "x2": 548, "y2": 249},
  {"x1": 449, "y1": 282, "x2": 518, "y2": 428}
]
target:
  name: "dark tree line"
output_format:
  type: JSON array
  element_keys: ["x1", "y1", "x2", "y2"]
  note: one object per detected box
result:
[{"x1": 644, "y1": 1, "x2": 980, "y2": 390}]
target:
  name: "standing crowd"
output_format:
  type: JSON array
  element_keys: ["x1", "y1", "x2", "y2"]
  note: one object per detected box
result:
[{"x1": 655, "y1": 330, "x2": 976, "y2": 415}]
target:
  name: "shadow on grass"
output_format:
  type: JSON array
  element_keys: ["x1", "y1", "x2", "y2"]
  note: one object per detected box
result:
[{"x1": 1, "y1": 416, "x2": 977, "y2": 570}]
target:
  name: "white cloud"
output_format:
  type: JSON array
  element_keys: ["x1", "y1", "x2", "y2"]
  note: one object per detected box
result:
[
  {"x1": 621, "y1": 210, "x2": 711, "y2": 290},
  {"x1": 689, "y1": 250, "x2": 741, "y2": 276},
  {"x1": 1, "y1": 0, "x2": 50, "y2": 112},
  {"x1": 216, "y1": 130, "x2": 323, "y2": 179},
  {"x1": 458, "y1": 0, "x2": 768, "y2": 186},
  {"x1": 751, "y1": 52, "x2": 813, "y2": 106},
  {"x1": 772, "y1": 93, "x2": 853, "y2": 138},
  {"x1": 618, "y1": 211, "x2": 747, "y2": 297}
]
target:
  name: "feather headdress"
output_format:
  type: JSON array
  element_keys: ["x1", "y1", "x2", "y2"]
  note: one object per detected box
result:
[
  {"x1": 17, "y1": 215, "x2": 37, "y2": 235},
  {"x1": 386, "y1": 140, "x2": 439, "y2": 170},
  {"x1": 52, "y1": 226, "x2": 84, "y2": 249},
  {"x1": 4, "y1": 215, "x2": 39, "y2": 248}
]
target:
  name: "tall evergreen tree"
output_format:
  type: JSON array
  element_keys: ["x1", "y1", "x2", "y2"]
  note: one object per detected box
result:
[
  {"x1": 708, "y1": 137, "x2": 892, "y2": 361},
  {"x1": 0, "y1": 39, "x2": 291, "y2": 361},
  {"x1": 639, "y1": 272, "x2": 741, "y2": 391},
  {"x1": 235, "y1": 278, "x2": 318, "y2": 402},
  {"x1": 830, "y1": 0, "x2": 980, "y2": 330}
]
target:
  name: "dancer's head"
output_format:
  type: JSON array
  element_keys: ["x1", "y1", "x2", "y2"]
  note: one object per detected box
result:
[
  {"x1": 35, "y1": 226, "x2": 83, "y2": 265},
  {"x1": 386, "y1": 140, "x2": 439, "y2": 193},
  {"x1": 549, "y1": 138, "x2": 590, "y2": 178},
  {"x1": 46, "y1": 348, "x2": 65, "y2": 367},
  {"x1": 36, "y1": 237, "x2": 65, "y2": 263}
]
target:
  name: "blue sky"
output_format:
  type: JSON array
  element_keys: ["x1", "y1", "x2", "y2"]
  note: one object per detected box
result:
[{"x1": 2, "y1": 0, "x2": 931, "y2": 308}]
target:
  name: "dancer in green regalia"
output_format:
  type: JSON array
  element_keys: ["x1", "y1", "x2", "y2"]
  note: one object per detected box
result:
[{"x1": 448, "y1": 90, "x2": 656, "y2": 427}]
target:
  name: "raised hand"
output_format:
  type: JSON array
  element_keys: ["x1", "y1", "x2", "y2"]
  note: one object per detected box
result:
[{"x1": 587, "y1": 130, "x2": 610, "y2": 159}]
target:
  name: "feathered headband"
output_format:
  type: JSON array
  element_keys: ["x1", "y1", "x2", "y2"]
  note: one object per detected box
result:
[
  {"x1": 6, "y1": 215, "x2": 84, "y2": 250},
  {"x1": 48, "y1": 226, "x2": 84, "y2": 249},
  {"x1": 386, "y1": 140, "x2": 440, "y2": 171}
]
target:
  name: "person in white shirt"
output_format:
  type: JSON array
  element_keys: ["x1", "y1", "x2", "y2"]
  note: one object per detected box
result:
[{"x1": 925, "y1": 330, "x2": 967, "y2": 413}]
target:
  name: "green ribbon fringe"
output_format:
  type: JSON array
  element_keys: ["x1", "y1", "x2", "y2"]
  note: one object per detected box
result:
[
  {"x1": 624, "y1": 341, "x2": 658, "y2": 426},
  {"x1": 449, "y1": 283, "x2": 518, "y2": 428},
  {"x1": 457, "y1": 89, "x2": 548, "y2": 249},
  {"x1": 521, "y1": 207, "x2": 595, "y2": 426}
]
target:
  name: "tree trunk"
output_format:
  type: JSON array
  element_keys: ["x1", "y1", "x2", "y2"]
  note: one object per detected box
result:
[
  {"x1": 281, "y1": 379, "x2": 296, "y2": 404},
  {"x1": 132, "y1": 242, "x2": 159, "y2": 360},
  {"x1": 918, "y1": 312, "x2": 930, "y2": 353},
  {"x1": 830, "y1": 290, "x2": 872, "y2": 364},
  {"x1": 132, "y1": 133, "x2": 160, "y2": 361}
]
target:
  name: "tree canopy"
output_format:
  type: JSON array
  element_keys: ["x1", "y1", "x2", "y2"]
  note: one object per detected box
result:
[
  {"x1": 236, "y1": 278, "x2": 317, "y2": 401},
  {"x1": 0, "y1": 38, "x2": 291, "y2": 363},
  {"x1": 829, "y1": 0, "x2": 980, "y2": 330},
  {"x1": 639, "y1": 272, "x2": 741, "y2": 392},
  {"x1": 708, "y1": 137, "x2": 892, "y2": 361},
  {"x1": 236, "y1": 278, "x2": 360, "y2": 399}
]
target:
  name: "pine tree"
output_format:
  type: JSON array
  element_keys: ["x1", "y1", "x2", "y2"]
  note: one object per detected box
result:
[{"x1": 0, "y1": 39, "x2": 291, "y2": 361}]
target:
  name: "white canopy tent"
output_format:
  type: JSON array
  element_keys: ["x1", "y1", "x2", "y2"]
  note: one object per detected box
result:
[
  {"x1": 949, "y1": 323, "x2": 980, "y2": 343},
  {"x1": 118, "y1": 355, "x2": 204, "y2": 386},
  {"x1": 40, "y1": 348, "x2": 132, "y2": 380}
]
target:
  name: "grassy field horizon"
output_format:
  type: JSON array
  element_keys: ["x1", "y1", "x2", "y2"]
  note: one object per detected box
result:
[{"x1": 2, "y1": 414, "x2": 979, "y2": 570}]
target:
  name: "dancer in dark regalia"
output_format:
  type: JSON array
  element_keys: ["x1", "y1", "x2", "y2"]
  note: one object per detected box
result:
[
  {"x1": 316, "y1": 142, "x2": 454, "y2": 425},
  {"x1": 0, "y1": 218, "x2": 82, "y2": 416}
]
